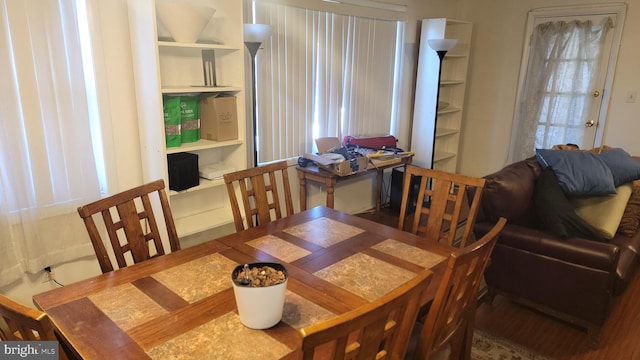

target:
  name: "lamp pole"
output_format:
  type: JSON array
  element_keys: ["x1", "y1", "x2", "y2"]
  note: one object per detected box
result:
[
  {"x1": 426, "y1": 39, "x2": 458, "y2": 169},
  {"x1": 430, "y1": 50, "x2": 446, "y2": 170},
  {"x1": 245, "y1": 42, "x2": 261, "y2": 167},
  {"x1": 244, "y1": 24, "x2": 273, "y2": 167}
]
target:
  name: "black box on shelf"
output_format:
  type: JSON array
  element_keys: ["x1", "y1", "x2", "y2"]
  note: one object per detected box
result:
[{"x1": 167, "y1": 152, "x2": 199, "y2": 191}]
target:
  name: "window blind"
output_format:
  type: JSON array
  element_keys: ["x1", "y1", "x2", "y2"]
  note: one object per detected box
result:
[{"x1": 249, "y1": 0, "x2": 405, "y2": 163}]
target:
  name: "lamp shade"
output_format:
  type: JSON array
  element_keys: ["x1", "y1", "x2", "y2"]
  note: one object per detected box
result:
[
  {"x1": 427, "y1": 39, "x2": 458, "y2": 51},
  {"x1": 244, "y1": 24, "x2": 274, "y2": 43}
]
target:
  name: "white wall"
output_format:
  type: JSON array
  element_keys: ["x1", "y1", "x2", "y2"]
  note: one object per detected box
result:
[{"x1": 456, "y1": 0, "x2": 640, "y2": 177}]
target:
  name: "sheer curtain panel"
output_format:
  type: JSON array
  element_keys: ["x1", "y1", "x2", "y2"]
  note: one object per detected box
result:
[
  {"x1": 512, "y1": 17, "x2": 613, "y2": 161},
  {"x1": 251, "y1": 1, "x2": 404, "y2": 163},
  {"x1": 0, "y1": 0, "x2": 103, "y2": 286}
]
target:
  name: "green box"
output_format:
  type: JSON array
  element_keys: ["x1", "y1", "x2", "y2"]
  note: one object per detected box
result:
[
  {"x1": 180, "y1": 95, "x2": 200, "y2": 143},
  {"x1": 163, "y1": 95, "x2": 181, "y2": 148}
]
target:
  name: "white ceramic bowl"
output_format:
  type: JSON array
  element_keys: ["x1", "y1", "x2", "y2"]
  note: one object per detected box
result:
[
  {"x1": 156, "y1": 0, "x2": 216, "y2": 43},
  {"x1": 231, "y1": 263, "x2": 288, "y2": 329}
]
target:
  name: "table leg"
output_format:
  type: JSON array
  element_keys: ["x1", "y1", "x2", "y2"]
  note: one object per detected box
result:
[
  {"x1": 326, "y1": 178, "x2": 336, "y2": 209},
  {"x1": 375, "y1": 168, "x2": 384, "y2": 213},
  {"x1": 298, "y1": 172, "x2": 307, "y2": 211}
]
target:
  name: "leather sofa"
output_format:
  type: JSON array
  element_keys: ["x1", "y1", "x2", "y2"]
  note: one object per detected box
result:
[{"x1": 472, "y1": 156, "x2": 640, "y2": 346}]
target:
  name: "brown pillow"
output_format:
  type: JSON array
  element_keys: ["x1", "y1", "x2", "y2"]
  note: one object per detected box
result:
[{"x1": 618, "y1": 182, "x2": 640, "y2": 237}]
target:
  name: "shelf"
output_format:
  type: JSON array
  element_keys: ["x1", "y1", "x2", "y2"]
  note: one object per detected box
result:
[
  {"x1": 161, "y1": 86, "x2": 242, "y2": 94},
  {"x1": 174, "y1": 208, "x2": 234, "y2": 237},
  {"x1": 165, "y1": 139, "x2": 243, "y2": 154},
  {"x1": 436, "y1": 128, "x2": 460, "y2": 137},
  {"x1": 440, "y1": 80, "x2": 465, "y2": 86},
  {"x1": 438, "y1": 106, "x2": 462, "y2": 115},
  {"x1": 434, "y1": 150, "x2": 456, "y2": 162},
  {"x1": 169, "y1": 177, "x2": 226, "y2": 196}
]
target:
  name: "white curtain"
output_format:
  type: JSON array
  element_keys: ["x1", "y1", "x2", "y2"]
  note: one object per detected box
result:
[
  {"x1": 512, "y1": 17, "x2": 613, "y2": 161},
  {"x1": 251, "y1": 1, "x2": 404, "y2": 162},
  {"x1": 0, "y1": 0, "x2": 102, "y2": 286}
]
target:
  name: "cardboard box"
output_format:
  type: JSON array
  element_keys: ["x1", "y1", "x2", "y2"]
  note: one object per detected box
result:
[
  {"x1": 200, "y1": 96, "x2": 238, "y2": 141},
  {"x1": 304, "y1": 137, "x2": 368, "y2": 176}
]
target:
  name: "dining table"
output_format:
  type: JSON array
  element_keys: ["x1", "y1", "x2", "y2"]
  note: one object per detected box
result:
[{"x1": 33, "y1": 206, "x2": 451, "y2": 359}]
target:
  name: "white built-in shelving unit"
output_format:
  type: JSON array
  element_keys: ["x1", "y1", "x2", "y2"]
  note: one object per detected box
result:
[
  {"x1": 411, "y1": 18, "x2": 472, "y2": 173},
  {"x1": 127, "y1": 0, "x2": 247, "y2": 237}
]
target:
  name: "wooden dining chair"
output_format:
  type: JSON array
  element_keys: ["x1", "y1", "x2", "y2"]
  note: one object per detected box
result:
[
  {"x1": 223, "y1": 160, "x2": 295, "y2": 232},
  {"x1": 0, "y1": 294, "x2": 70, "y2": 360},
  {"x1": 300, "y1": 269, "x2": 434, "y2": 360},
  {"x1": 77, "y1": 179, "x2": 180, "y2": 273},
  {"x1": 408, "y1": 217, "x2": 507, "y2": 360},
  {"x1": 398, "y1": 165, "x2": 486, "y2": 248}
]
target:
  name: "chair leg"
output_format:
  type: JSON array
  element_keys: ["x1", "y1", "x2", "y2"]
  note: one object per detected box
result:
[
  {"x1": 446, "y1": 325, "x2": 467, "y2": 360},
  {"x1": 587, "y1": 325, "x2": 601, "y2": 349},
  {"x1": 481, "y1": 286, "x2": 497, "y2": 306},
  {"x1": 460, "y1": 304, "x2": 477, "y2": 360}
]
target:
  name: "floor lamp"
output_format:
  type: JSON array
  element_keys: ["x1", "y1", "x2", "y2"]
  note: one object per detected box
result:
[
  {"x1": 426, "y1": 38, "x2": 458, "y2": 169},
  {"x1": 244, "y1": 23, "x2": 273, "y2": 167}
]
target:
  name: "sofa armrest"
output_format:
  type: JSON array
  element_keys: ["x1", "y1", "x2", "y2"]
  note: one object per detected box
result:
[{"x1": 474, "y1": 222, "x2": 620, "y2": 272}]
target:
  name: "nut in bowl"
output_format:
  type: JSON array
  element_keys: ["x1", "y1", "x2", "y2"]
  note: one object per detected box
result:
[{"x1": 231, "y1": 262, "x2": 288, "y2": 329}]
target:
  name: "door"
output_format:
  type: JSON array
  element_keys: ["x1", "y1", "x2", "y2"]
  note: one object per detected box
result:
[{"x1": 509, "y1": 4, "x2": 626, "y2": 162}]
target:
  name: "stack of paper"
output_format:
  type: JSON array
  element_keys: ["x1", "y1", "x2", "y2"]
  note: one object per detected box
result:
[{"x1": 199, "y1": 163, "x2": 236, "y2": 180}]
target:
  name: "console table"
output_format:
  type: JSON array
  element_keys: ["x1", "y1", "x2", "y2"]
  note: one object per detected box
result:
[{"x1": 296, "y1": 155, "x2": 413, "y2": 213}]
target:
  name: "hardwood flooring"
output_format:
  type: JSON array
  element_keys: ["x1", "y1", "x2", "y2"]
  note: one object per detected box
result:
[
  {"x1": 356, "y1": 207, "x2": 640, "y2": 359},
  {"x1": 474, "y1": 274, "x2": 640, "y2": 359}
]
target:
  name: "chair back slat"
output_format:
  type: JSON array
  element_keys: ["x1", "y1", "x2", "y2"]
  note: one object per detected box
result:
[
  {"x1": 77, "y1": 179, "x2": 180, "y2": 273},
  {"x1": 0, "y1": 295, "x2": 70, "y2": 359},
  {"x1": 224, "y1": 161, "x2": 295, "y2": 232},
  {"x1": 398, "y1": 165, "x2": 486, "y2": 248},
  {"x1": 413, "y1": 217, "x2": 507, "y2": 360},
  {"x1": 300, "y1": 270, "x2": 433, "y2": 360}
]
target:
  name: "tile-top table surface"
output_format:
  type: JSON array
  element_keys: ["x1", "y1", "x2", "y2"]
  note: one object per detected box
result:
[{"x1": 33, "y1": 206, "x2": 450, "y2": 360}]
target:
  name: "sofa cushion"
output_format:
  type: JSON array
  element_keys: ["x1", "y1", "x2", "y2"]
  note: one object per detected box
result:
[
  {"x1": 598, "y1": 148, "x2": 640, "y2": 187},
  {"x1": 571, "y1": 183, "x2": 633, "y2": 239},
  {"x1": 534, "y1": 168, "x2": 604, "y2": 241},
  {"x1": 479, "y1": 157, "x2": 540, "y2": 226},
  {"x1": 535, "y1": 148, "x2": 616, "y2": 196}
]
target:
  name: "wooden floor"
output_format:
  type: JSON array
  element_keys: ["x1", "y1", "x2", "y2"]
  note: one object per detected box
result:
[
  {"x1": 356, "y1": 207, "x2": 640, "y2": 359},
  {"x1": 474, "y1": 273, "x2": 640, "y2": 359}
]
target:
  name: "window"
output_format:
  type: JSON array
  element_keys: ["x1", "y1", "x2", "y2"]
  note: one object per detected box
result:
[
  {"x1": 248, "y1": 1, "x2": 405, "y2": 164},
  {"x1": 0, "y1": 0, "x2": 106, "y2": 285}
]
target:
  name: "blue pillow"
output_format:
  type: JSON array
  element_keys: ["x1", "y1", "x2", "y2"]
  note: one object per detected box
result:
[
  {"x1": 598, "y1": 148, "x2": 640, "y2": 186},
  {"x1": 535, "y1": 149, "x2": 616, "y2": 196}
]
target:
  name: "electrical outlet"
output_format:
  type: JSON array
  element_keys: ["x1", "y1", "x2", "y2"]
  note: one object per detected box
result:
[{"x1": 43, "y1": 266, "x2": 54, "y2": 283}]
